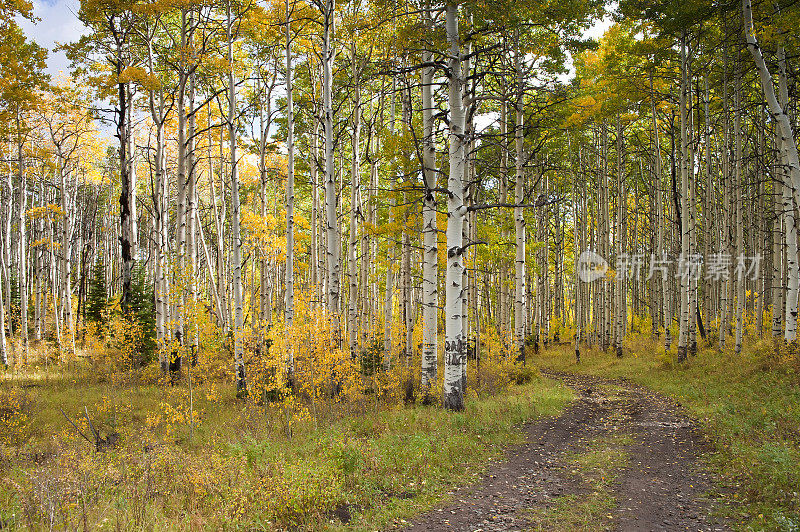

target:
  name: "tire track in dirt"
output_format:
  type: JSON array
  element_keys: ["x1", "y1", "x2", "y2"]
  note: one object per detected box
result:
[{"x1": 402, "y1": 372, "x2": 729, "y2": 531}]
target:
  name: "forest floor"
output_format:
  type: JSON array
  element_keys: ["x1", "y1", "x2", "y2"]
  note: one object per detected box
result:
[{"x1": 403, "y1": 370, "x2": 729, "y2": 532}]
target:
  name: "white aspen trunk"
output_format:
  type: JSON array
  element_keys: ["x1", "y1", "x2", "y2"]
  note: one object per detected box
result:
[
  {"x1": 228, "y1": 1, "x2": 246, "y2": 395},
  {"x1": 49, "y1": 208, "x2": 61, "y2": 350},
  {"x1": 187, "y1": 65, "x2": 199, "y2": 364},
  {"x1": 59, "y1": 158, "x2": 75, "y2": 357},
  {"x1": 402, "y1": 226, "x2": 412, "y2": 367},
  {"x1": 173, "y1": 9, "x2": 189, "y2": 374},
  {"x1": 15, "y1": 111, "x2": 28, "y2": 362},
  {"x1": 383, "y1": 87, "x2": 396, "y2": 364},
  {"x1": 311, "y1": 118, "x2": 320, "y2": 306},
  {"x1": 719, "y1": 65, "x2": 731, "y2": 350},
  {"x1": 420, "y1": 3, "x2": 438, "y2": 400},
  {"x1": 209, "y1": 145, "x2": 230, "y2": 333},
  {"x1": 365, "y1": 104, "x2": 379, "y2": 342},
  {"x1": 499, "y1": 100, "x2": 509, "y2": 334},
  {"x1": 3, "y1": 171, "x2": 12, "y2": 338},
  {"x1": 443, "y1": 3, "x2": 466, "y2": 411},
  {"x1": 196, "y1": 218, "x2": 223, "y2": 329},
  {"x1": 651, "y1": 71, "x2": 671, "y2": 351},
  {"x1": 614, "y1": 115, "x2": 624, "y2": 358},
  {"x1": 734, "y1": 75, "x2": 745, "y2": 353},
  {"x1": 688, "y1": 68, "x2": 698, "y2": 355},
  {"x1": 322, "y1": 0, "x2": 340, "y2": 330},
  {"x1": 571, "y1": 137, "x2": 581, "y2": 363},
  {"x1": 460, "y1": 15, "x2": 473, "y2": 391},
  {"x1": 347, "y1": 42, "x2": 360, "y2": 356},
  {"x1": 782, "y1": 174, "x2": 799, "y2": 342},
  {"x1": 360, "y1": 97, "x2": 376, "y2": 347},
  {"x1": 285, "y1": 0, "x2": 296, "y2": 376},
  {"x1": 35, "y1": 185, "x2": 42, "y2": 342},
  {"x1": 677, "y1": 33, "x2": 690, "y2": 362},
  {"x1": 258, "y1": 75, "x2": 268, "y2": 328},
  {"x1": 155, "y1": 112, "x2": 169, "y2": 373},
  {"x1": 773, "y1": 161, "x2": 785, "y2": 338},
  {"x1": 401, "y1": 91, "x2": 414, "y2": 377},
  {"x1": 150, "y1": 80, "x2": 168, "y2": 371},
  {"x1": 703, "y1": 75, "x2": 713, "y2": 327},
  {"x1": 600, "y1": 124, "x2": 611, "y2": 351},
  {"x1": 743, "y1": 0, "x2": 800, "y2": 341},
  {"x1": 0, "y1": 239, "x2": 6, "y2": 366},
  {"x1": 513, "y1": 32, "x2": 526, "y2": 363}
]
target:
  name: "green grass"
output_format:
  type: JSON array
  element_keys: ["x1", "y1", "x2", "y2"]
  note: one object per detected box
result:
[
  {"x1": 539, "y1": 337, "x2": 800, "y2": 531},
  {"x1": 0, "y1": 368, "x2": 573, "y2": 531},
  {"x1": 526, "y1": 492, "x2": 616, "y2": 532},
  {"x1": 566, "y1": 433, "x2": 633, "y2": 489}
]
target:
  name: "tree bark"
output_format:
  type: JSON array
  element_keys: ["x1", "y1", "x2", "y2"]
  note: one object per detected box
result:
[{"x1": 443, "y1": 2, "x2": 466, "y2": 411}]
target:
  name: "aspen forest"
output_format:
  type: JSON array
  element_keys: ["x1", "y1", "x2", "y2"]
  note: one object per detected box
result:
[{"x1": 1, "y1": 0, "x2": 800, "y2": 529}]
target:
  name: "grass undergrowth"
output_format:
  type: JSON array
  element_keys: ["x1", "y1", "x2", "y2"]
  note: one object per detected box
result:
[
  {"x1": 539, "y1": 336, "x2": 800, "y2": 531},
  {"x1": 0, "y1": 368, "x2": 572, "y2": 531}
]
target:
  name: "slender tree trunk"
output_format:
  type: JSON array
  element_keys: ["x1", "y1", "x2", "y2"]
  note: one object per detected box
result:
[
  {"x1": 228, "y1": 1, "x2": 246, "y2": 395},
  {"x1": 322, "y1": 0, "x2": 340, "y2": 331},
  {"x1": 614, "y1": 115, "x2": 624, "y2": 358},
  {"x1": 15, "y1": 110, "x2": 28, "y2": 362},
  {"x1": 59, "y1": 157, "x2": 75, "y2": 357},
  {"x1": 420, "y1": 7, "x2": 438, "y2": 401},
  {"x1": 734, "y1": 73, "x2": 745, "y2": 353},
  {"x1": 443, "y1": 3, "x2": 466, "y2": 411},
  {"x1": 677, "y1": 32, "x2": 690, "y2": 363},
  {"x1": 347, "y1": 42, "x2": 360, "y2": 357},
  {"x1": 743, "y1": 0, "x2": 800, "y2": 341},
  {"x1": 513, "y1": 31, "x2": 527, "y2": 363},
  {"x1": 383, "y1": 86, "x2": 396, "y2": 365},
  {"x1": 0, "y1": 239, "x2": 6, "y2": 365},
  {"x1": 285, "y1": 0, "x2": 296, "y2": 377}
]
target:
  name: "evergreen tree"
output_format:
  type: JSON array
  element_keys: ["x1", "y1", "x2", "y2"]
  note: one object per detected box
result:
[
  {"x1": 128, "y1": 263, "x2": 156, "y2": 366},
  {"x1": 86, "y1": 257, "x2": 107, "y2": 329}
]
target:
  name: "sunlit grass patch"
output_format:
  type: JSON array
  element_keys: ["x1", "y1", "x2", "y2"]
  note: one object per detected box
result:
[{"x1": 0, "y1": 369, "x2": 572, "y2": 530}]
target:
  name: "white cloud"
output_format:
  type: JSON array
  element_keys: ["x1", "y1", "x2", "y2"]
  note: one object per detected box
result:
[
  {"x1": 584, "y1": 13, "x2": 614, "y2": 41},
  {"x1": 18, "y1": 0, "x2": 86, "y2": 77}
]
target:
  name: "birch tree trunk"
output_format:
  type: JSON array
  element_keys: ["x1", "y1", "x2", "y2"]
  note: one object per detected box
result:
[
  {"x1": 311, "y1": 117, "x2": 320, "y2": 307},
  {"x1": 148, "y1": 43, "x2": 169, "y2": 371},
  {"x1": 420, "y1": 6, "x2": 438, "y2": 401},
  {"x1": 285, "y1": 0, "x2": 296, "y2": 377},
  {"x1": 3, "y1": 172, "x2": 12, "y2": 339},
  {"x1": 59, "y1": 157, "x2": 75, "y2": 357},
  {"x1": 571, "y1": 137, "x2": 581, "y2": 363},
  {"x1": 513, "y1": 31, "x2": 527, "y2": 363},
  {"x1": 614, "y1": 115, "x2": 624, "y2": 358},
  {"x1": 677, "y1": 33, "x2": 690, "y2": 363},
  {"x1": 187, "y1": 65, "x2": 199, "y2": 365},
  {"x1": 743, "y1": 0, "x2": 800, "y2": 342},
  {"x1": 228, "y1": 1, "x2": 246, "y2": 395},
  {"x1": 443, "y1": 2, "x2": 466, "y2": 411},
  {"x1": 734, "y1": 74, "x2": 745, "y2": 353},
  {"x1": 321, "y1": 0, "x2": 340, "y2": 331},
  {"x1": 347, "y1": 42, "x2": 360, "y2": 357},
  {"x1": 0, "y1": 243, "x2": 6, "y2": 366},
  {"x1": 651, "y1": 71, "x2": 671, "y2": 351},
  {"x1": 383, "y1": 87, "x2": 396, "y2": 365},
  {"x1": 15, "y1": 110, "x2": 28, "y2": 362}
]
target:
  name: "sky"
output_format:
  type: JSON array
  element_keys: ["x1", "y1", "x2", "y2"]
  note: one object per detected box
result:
[
  {"x1": 18, "y1": 0, "x2": 84, "y2": 78},
  {"x1": 21, "y1": 1, "x2": 614, "y2": 78}
]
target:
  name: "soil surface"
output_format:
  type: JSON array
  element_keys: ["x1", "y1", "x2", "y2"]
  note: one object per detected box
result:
[{"x1": 403, "y1": 371, "x2": 730, "y2": 531}]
